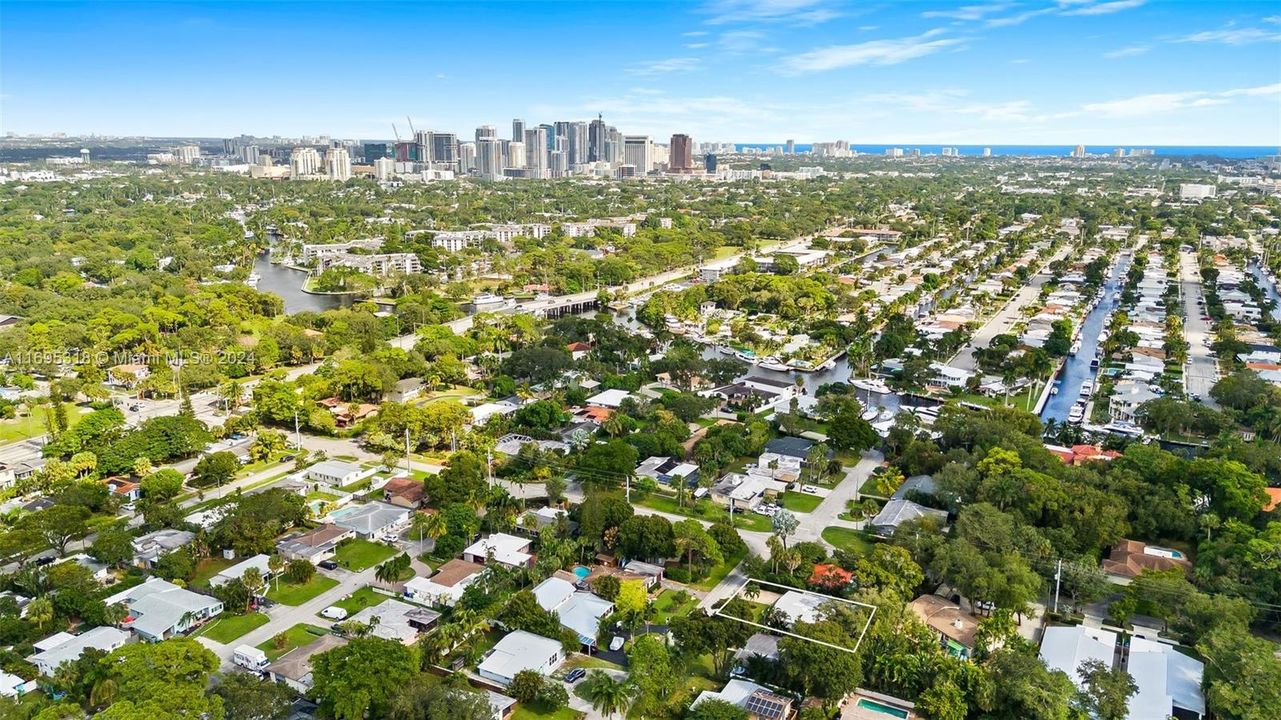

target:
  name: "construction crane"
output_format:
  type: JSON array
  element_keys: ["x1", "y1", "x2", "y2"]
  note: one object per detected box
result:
[
  {"x1": 406, "y1": 116, "x2": 417, "y2": 137},
  {"x1": 391, "y1": 123, "x2": 401, "y2": 143}
]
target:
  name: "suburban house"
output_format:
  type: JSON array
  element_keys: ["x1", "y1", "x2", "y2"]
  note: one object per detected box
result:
[
  {"x1": 210, "y1": 554, "x2": 274, "y2": 588},
  {"x1": 477, "y1": 630, "x2": 565, "y2": 686},
  {"x1": 107, "y1": 363, "x2": 150, "y2": 389},
  {"x1": 486, "y1": 691, "x2": 517, "y2": 720},
  {"x1": 908, "y1": 595, "x2": 980, "y2": 660},
  {"x1": 710, "y1": 472, "x2": 787, "y2": 510},
  {"x1": 106, "y1": 577, "x2": 224, "y2": 641},
  {"x1": 403, "y1": 559, "x2": 486, "y2": 607},
  {"x1": 102, "y1": 477, "x2": 141, "y2": 503},
  {"x1": 276, "y1": 525, "x2": 354, "y2": 564},
  {"x1": 29, "y1": 627, "x2": 130, "y2": 676},
  {"x1": 463, "y1": 533, "x2": 534, "y2": 568},
  {"x1": 763, "y1": 436, "x2": 817, "y2": 460},
  {"x1": 1039, "y1": 626, "x2": 1116, "y2": 691},
  {"x1": 585, "y1": 388, "x2": 632, "y2": 409},
  {"x1": 266, "y1": 634, "x2": 348, "y2": 693},
  {"x1": 331, "y1": 502, "x2": 412, "y2": 539},
  {"x1": 0, "y1": 670, "x2": 33, "y2": 698},
  {"x1": 772, "y1": 590, "x2": 829, "y2": 626},
  {"x1": 867, "y1": 499, "x2": 948, "y2": 537},
  {"x1": 692, "y1": 679, "x2": 795, "y2": 720},
  {"x1": 389, "y1": 378, "x2": 425, "y2": 403},
  {"x1": 381, "y1": 477, "x2": 425, "y2": 508},
  {"x1": 305, "y1": 460, "x2": 368, "y2": 488},
  {"x1": 131, "y1": 528, "x2": 195, "y2": 569},
  {"x1": 346, "y1": 598, "x2": 440, "y2": 644},
  {"x1": 531, "y1": 577, "x2": 614, "y2": 648},
  {"x1": 636, "y1": 456, "x2": 700, "y2": 488},
  {"x1": 734, "y1": 633, "x2": 781, "y2": 667},
  {"x1": 1101, "y1": 540, "x2": 1192, "y2": 583}
]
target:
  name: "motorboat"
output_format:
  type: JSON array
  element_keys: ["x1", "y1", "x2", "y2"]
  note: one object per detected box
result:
[
  {"x1": 1080, "y1": 379, "x2": 1094, "y2": 396},
  {"x1": 244, "y1": 272, "x2": 260, "y2": 288},
  {"x1": 1067, "y1": 404, "x2": 1085, "y2": 424},
  {"x1": 759, "y1": 357, "x2": 791, "y2": 372},
  {"x1": 1050, "y1": 386, "x2": 1059, "y2": 395},
  {"x1": 851, "y1": 378, "x2": 893, "y2": 395},
  {"x1": 860, "y1": 408, "x2": 880, "y2": 422},
  {"x1": 471, "y1": 293, "x2": 511, "y2": 310},
  {"x1": 1069, "y1": 339, "x2": 1081, "y2": 355}
]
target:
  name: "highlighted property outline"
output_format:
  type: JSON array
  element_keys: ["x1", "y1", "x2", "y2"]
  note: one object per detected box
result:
[{"x1": 714, "y1": 577, "x2": 877, "y2": 655}]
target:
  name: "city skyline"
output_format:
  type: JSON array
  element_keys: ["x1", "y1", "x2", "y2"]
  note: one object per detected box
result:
[{"x1": 2, "y1": 1, "x2": 1280, "y2": 145}]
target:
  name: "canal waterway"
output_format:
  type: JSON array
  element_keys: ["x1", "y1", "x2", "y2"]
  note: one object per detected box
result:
[{"x1": 252, "y1": 252, "x2": 350, "y2": 315}]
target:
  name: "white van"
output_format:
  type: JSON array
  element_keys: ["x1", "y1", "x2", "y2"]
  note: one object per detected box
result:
[
  {"x1": 233, "y1": 645, "x2": 269, "y2": 672},
  {"x1": 320, "y1": 606, "x2": 348, "y2": 621}
]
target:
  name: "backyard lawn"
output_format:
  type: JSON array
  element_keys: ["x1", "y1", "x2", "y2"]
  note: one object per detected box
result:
[
  {"x1": 690, "y1": 548, "x2": 747, "y2": 592},
  {"x1": 638, "y1": 493, "x2": 773, "y2": 533},
  {"x1": 651, "y1": 589, "x2": 699, "y2": 624},
  {"x1": 191, "y1": 612, "x2": 269, "y2": 643},
  {"x1": 0, "y1": 405, "x2": 88, "y2": 443},
  {"x1": 334, "y1": 539, "x2": 398, "y2": 571},
  {"x1": 781, "y1": 491, "x2": 823, "y2": 513},
  {"x1": 258, "y1": 623, "x2": 330, "y2": 661},
  {"x1": 189, "y1": 556, "x2": 239, "y2": 588},
  {"x1": 821, "y1": 526, "x2": 877, "y2": 556},
  {"x1": 266, "y1": 575, "x2": 339, "y2": 605},
  {"x1": 330, "y1": 586, "x2": 390, "y2": 615}
]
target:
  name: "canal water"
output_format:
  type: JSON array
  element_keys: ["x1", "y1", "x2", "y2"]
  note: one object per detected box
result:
[
  {"x1": 1040, "y1": 252, "x2": 1133, "y2": 422},
  {"x1": 252, "y1": 252, "x2": 350, "y2": 315}
]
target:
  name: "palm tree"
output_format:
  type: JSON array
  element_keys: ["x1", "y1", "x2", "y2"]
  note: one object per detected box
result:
[
  {"x1": 89, "y1": 677, "x2": 118, "y2": 710},
  {"x1": 583, "y1": 671, "x2": 636, "y2": 720},
  {"x1": 268, "y1": 554, "x2": 286, "y2": 592},
  {"x1": 241, "y1": 568, "x2": 265, "y2": 612},
  {"x1": 26, "y1": 596, "x2": 53, "y2": 630},
  {"x1": 411, "y1": 511, "x2": 447, "y2": 555}
]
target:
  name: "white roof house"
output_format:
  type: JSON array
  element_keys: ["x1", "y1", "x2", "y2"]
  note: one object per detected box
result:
[
  {"x1": 29, "y1": 626, "x2": 130, "y2": 676},
  {"x1": 771, "y1": 590, "x2": 829, "y2": 626},
  {"x1": 868, "y1": 499, "x2": 948, "y2": 536},
  {"x1": 531, "y1": 577, "x2": 614, "y2": 647},
  {"x1": 477, "y1": 630, "x2": 565, "y2": 686},
  {"x1": 403, "y1": 559, "x2": 486, "y2": 607},
  {"x1": 106, "y1": 577, "x2": 223, "y2": 641},
  {"x1": 1039, "y1": 626, "x2": 1117, "y2": 692},
  {"x1": 463, "y1": 533, "x2": 533, "y2": 568},
  {"x1": 305, "y1": 460, "x2": 367, "y2": 487},
  {"x1": 585, "y1": 389, "x2": 632, "y2": 408},
  {"x1": 1126, "y1": 637, "x2": 1205, "y2": 720},
  {"x1": 210, "y1": 553, "x2": 273, "y2": 587},
  {"x1": 346, "y1": 599, "x2": 439, "y2": 645},
  {"x1": 331, "y1": 502, "x2": 411, "y2": 539}
]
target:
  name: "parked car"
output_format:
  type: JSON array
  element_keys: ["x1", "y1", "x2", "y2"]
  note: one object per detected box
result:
[
  {"x1": 321, "y1": 606, "x2": 348, "y2": 621},
  {"x1": 565, "y1": 668, "x2": 587, "y2": 683},
  {"x1": 801, "y1": 485, "x2": 820, "y2": 495},
  {"x1": 318, "y1": 560, "x2": 339, "y2": 570},
  {"x1": 608, "y1": 636, "x2": 624, "y2": 652},
  {"x1": 281, "y1": 454, "x2": 296, "y2": 462}
]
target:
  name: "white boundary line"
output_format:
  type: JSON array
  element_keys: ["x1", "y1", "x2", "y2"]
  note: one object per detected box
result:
[{"x1": 714, "y1": 577, "x2": 876, "y2": 655}]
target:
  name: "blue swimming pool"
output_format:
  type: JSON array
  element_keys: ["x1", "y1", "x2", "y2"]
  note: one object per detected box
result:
[{"x1": 573, "y1": 565, "x2": 590, "y2": 580}]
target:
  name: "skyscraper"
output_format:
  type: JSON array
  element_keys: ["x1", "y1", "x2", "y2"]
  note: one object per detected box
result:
[
  {"x1": 431, "y1": 133, "x2": 459, "y2": 169},
  {"x1": 785, "y1": 139, "x2": 795, "y2": 154},
  {"x1": 538, "y1": 124, "x2": 555, "y2": 151},
  {"x1": 704, "y1": 153, "x2": 717, "y2": 173},
  {"x1": 588, "y1": 114, "x2": 607, "y2": 162},
  {"x1": 525, "y1": 127, "x2": 548, "y2": 174},
  {"x1": 475, "y1": 125, "x2": 497, "y2": 143},
  {"x1": 414, "y1": 130, "x2": 433, "y2": 163},
  {"x1": 373, "y1": 156, "x2": 395, "y2": 181},
  {"x1": 289, "y1": 146, "x2": 321, "y2": 178},
  {"x1": 325, "y1": 146, "x2": 351, "y2": 181},
  {"x1": 477, "y1": 137, "x2": 503, "y2": 180},
  {"x1": 623, "y1": 135, "x2": 651, "y2": 173},
  {"x1": 507, "y1": 140, "x2": 525, "y2": 169},
  {"x1": 512, "y1": 119, "x2": 525, "y2": 143},
  {"x1": 568, "y1": 121, "x2": 588, "y2": 166},
  {"x1": 669, "y1": 134, "x2": 693, "y2": 172}
]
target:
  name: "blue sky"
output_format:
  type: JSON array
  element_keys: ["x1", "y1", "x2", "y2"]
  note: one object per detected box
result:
[{"x1": 2, "y1": 0, "x2": 1279, "y2": 145}]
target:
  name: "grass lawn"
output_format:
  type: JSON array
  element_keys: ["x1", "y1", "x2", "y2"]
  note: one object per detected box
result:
[
  {"x1": 258, "y1": 623, "x2": 330, "y2": 661},
  {"x1": 334, "y1": 539, "x2": 398, "y2": 571},
  {"x1": 512, "y1": 705, "x2": 583, "y2": 720},
  {"x1": 821, "y1": 526, "x2": 877, "y2": 556},
  {"x1": 637, "y1": 493, "x2": 773, "y2": 533},
  {"x1": 190, "y1": 556, "x2": 239, "y2": 588},
  {"x1": 191, "y1": 612, "x2": 269, "y2": 643},
  {"x1": 557, "y1": 655, "x2": 625, "y2": 675},
  {"x1": 306, "y1": 490, "x2": 340, "y2": 503},
  {"x1": 266, "y1": 575, "x2": 339, "y2": 605},
  {"x1": 338, "y1": 478, "x2": 373, "y2": 494},
  {"x1": 651, "y1": 589, "x2": 699, "y2": 624},
  {"x1": 330, "y1": 586, "x2": 390, "y2": 615},
  {"x1": 0, "y1": 405, "x2": 88, "y2": 443},
  {"x1": 781, "y1": 491, "x2": 823, "y2": 513}
]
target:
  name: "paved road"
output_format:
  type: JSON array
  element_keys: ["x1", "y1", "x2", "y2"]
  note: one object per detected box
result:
[
  {"x1": 1179, "y1": 250, "x2": 1219, "y2": 404},
  {"x1": 949, "y1": 243, "x2": 1076, "y2": 372}
]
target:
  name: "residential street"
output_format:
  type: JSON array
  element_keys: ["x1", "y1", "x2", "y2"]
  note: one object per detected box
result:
[{"x1": 1179, "y1": 250, "x2": 1220, "y2": 404}]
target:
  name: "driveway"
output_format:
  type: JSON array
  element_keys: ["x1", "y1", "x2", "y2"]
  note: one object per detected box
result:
[{"x1": 1179, "y1": 251, "x2": 1219, "y2": 405}]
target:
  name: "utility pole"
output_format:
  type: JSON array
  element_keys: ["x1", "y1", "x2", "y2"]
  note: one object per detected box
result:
[
  {"x1": 404, "y1": 428, "x2": 411, "y2": 476},
  {"x1": 1053, "y1": 558, "x2": 1063, "y2": 614},
  {"x1": 486, "y1": 449, "x2": 493, "y2": 488},
  {"x1": 293, "y1": 409, "x2": 301, "y2": 450}
]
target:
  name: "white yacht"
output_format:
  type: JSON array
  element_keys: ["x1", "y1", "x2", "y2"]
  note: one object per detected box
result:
[
  {"x1": 1067, "y1": 404, "x2": 1085, "y2": 424},
  {"x1": 471, "y1": 293, "x2": 511, "y2": 310},
  {"x1": 759, "y1": 357, "x2": 790, "y2": 372},
  {"x1": 851, "y1": 378, "x2": 892, "y2": 395}
]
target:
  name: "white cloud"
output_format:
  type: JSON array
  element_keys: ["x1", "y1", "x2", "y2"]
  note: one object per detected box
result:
[
  {"x1": 683, "y1": 31, "x2": 710, "y2": 37},
  {"x1": 719, "y1": 29, "x2": 766, "y2": 53},
  {"x1": 686, "y1": 42, "x2": 710, "y2": 49},
  {"x1": 702, "y1": 0, "x2": 839, "y2": 25},
  {"x1": 626, "y1": 57, "x2": 702, "y2": 76},
  {"x1": 1060, "y1": 0, "x2": 1146, "y2": 16},
  {"x1": 1177, "y1": 26, "x2": 1281, "y2": 45},
  {"x1": 1221, "y1": 83, "x2": 1281, "y2": 97},
  {"x1": 1103, "y1": 44, "x2": 1149, "y2": 58},
  {"x1": 779, "y1": 31, "x2": 963, "y2": 73},
  {"x1": 922, "y1": 3, "x2": 1013, "y2": 21},
  {"x1": 986, "y1": 7, "x2": 1056, "y2": 27},
  {"x1": 1081, "y1": 83, "x2": 1279, "y2": 117}
]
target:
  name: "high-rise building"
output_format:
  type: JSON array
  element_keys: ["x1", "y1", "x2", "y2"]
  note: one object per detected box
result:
[
  {"x1": 373, "y1": 156, "x2": 395, "y2": 181},
  {"x1": 512, "y1": 119, "x2": 525, "y2": 143},
  {"x1": 476, "y1": 125, "x2": 497, "y2": 143},
  {"x1": 289, "y1": 146, "x2": 321, "y2": 178},
  {"x1": 549, "y1": 150, "x2": 568, "y2": 176},
  {"x1": 588, "y1": 114, "x2": 607, "y2": 162},
  {"x1": 1071, "y1": 144, "x2": 1086, "y2": 158},
  {"x1": 704, "y1": 153, "x2": 717, "y2": 173},
  {"x1": 175, "y1": 145, "x2": 201, "y2": 163},
  {"x1": 982, "y1": 147, "x2": 992, "y2": 158},
  {"x1": 669, "y1": 134, "x2": 693, "y2": 172},
  {"x1": 525, "y1": 127, "x2": 548, "y2": 173},
  {"x1": 623, "y1": 135, "x2": 651, "y2": 174},
  {"x1": 326, "y1": 146, "x2": 351, "y2": 181},
  {"x1": 605, "y1": 127, "x2": 623, "y2": 164},
  {"x1": 458, "y1": 142, "x2": 476, "y2": 173},
  {"x1": 568, "y1": 121, "x2": 589, "y2": 166},
  {"x1": 241, "y1": 145, "x2": 260, "y2": 164},
  {"x1": 477, "y1": 137, "x2": 503, "y2": 180},
  {"x1": 785, "y1": 139, "x2": 795, "y2": 154},
  {"x1": 414, "y1": 131, "x2": 433, "y2": 162},
  {"x1": 431, "y1": 133, "x2": 459, "y2": 169},
  {"x1": 363, "y1": 142, "x2": 392, "y2": 163},
  {"x1": 80, "y1": 148, "x2": 91, "y2": 165},
  {"x1": 507, "y1": 140, "x2": 526, "y2": 169},
  {"x1": 538, "y1": 124, "x2": 555, "y2": 152}
]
